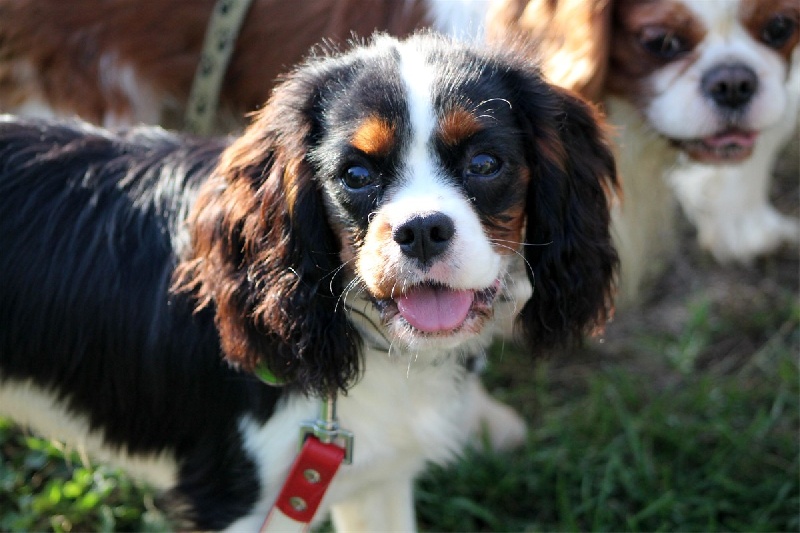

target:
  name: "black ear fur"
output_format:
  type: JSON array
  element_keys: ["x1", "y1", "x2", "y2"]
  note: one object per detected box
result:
[
  {"x1": 509, "y1": 69, "x2": 619, "y2": 349},
  {"x1": 175, "y1": 64, "x2": 361, "y2": 396}
]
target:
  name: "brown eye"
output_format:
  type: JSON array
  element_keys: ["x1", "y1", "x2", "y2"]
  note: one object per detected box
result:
[
  {"x1": 465, "y1": 153, "x2": 501, "y2": 179},
  {"x1": 640, "y1": 27, "x2": 689, "y2": 60},
  {"x1": 342, "y1": 165, "x2": 375, "y2": 190},
  {"x1": 761, "y1": 14, "x2": 797, "y2": 49}
]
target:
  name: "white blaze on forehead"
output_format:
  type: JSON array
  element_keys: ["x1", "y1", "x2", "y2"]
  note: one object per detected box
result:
[
  {"x1": 398, "y1": 40, "x2": 438, "y2": 173},
  {"x1": 686, "y1": 0, "x2": 735, "y2": 35},
  {"x1": 389, "y1": 40, "x2": 502, "y2": 290},
  {"x1": 394, "y1": 39, "x2": 452, "y2": 211}
]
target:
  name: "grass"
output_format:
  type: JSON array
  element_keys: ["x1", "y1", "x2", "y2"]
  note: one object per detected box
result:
[
  {"x1": 0, "y1": 419, "x2": 170, "y2": 532},
  {"x1": 417, "y1": 341, "x2": 799, "y2": 531},
  {"x1": 1, "y1": 246, "x2": 798, "y2": 531}
]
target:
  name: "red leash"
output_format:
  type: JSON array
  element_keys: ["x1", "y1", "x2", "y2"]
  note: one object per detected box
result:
[
  {"x1": 260, "y1": 437, "x2": 345, "y2": 531},
  {"x1": 260, "y1": 395, "x2": 354, "y2": 532}
]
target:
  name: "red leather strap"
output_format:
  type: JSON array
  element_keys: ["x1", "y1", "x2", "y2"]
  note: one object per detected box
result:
[{"x1": 261, "y1": 436, "x2": 346, "y2": 531}]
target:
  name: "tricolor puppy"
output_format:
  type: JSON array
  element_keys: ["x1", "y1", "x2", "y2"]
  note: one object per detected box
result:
[
  {"x1": 491, "y1": 0, "x2": 799, "y2": 299},
  {"x1": 0, "y1": 34, "x2": 618, "y2": 530}
]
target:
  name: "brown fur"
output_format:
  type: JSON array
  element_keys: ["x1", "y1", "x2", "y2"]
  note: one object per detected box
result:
[
  {"x1": 605, "y1": 0, "x2": 707, "y2": 99},
  {"x1": 174, "y1": 68, "x2": 360, "y2": 393},
  {"x1": 0, "y1": 0, "x2": 430, "y2": 127},
  {"x1": 437, "y1": 107, "x2": 484, "y2": 146},
  {"x1": 351, "y1": 116, "x2": 397, "y2": 157},
  {"x1": 740, "y1": 0, "x2": 800, "y2": 61},
  {"x1": 486, "y1": 0, "x2": 612, "y2": 101}
]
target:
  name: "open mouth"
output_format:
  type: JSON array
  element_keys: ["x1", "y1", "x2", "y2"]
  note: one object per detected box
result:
[
  {"x1": 379, "y1": 281, "x2": 499, "y2": 334},
  {"x1": 672, "y1": 129, "x2": 757, "y2": 163}
]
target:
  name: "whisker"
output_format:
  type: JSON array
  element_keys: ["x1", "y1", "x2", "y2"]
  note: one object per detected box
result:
[
  {"x1": 475, "y1": 97, "x2": 512, "y2": 111},
  {"x1": 498, "y1": 271, "x2": 521, "y2": 318},
  {"x1": 490, "y1": 238, "x2": 553, "y2": 248},
  {"x1": 491, "y1": 242, "x2": 537, "y2": 304},
  {"x1": 343, "y1": 303, "x2": 392, "y2": 349},
  {"x1": 326, "y1": 256, "x2": 358, "y2": 295},
  {"x1": 335, "y1": 276, "x2": 362, "y2": 314},
  {"x1": 490, "y1": 242, "x2": 535, "y2": 277}
]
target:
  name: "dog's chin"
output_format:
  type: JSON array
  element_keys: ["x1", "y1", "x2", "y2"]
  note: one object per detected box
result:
[
  {"x1": 376, "y1": 281, "x2": 500, "y2": 349},
  {"x1": 670, "y1": 128, "x2": 757, "y2": 164}
]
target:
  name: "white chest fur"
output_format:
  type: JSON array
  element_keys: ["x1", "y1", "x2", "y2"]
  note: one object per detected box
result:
[
  {"x1": 606, "y1": 96, "x2": 680, "y2": 308},
  {"x1": 230, "y1": 347, "x2": 473, "y2": 531}
]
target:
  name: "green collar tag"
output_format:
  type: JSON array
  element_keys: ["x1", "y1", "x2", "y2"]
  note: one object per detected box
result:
[{"x1": 254, "y1": 363, "x2": 284, "y2": 386}]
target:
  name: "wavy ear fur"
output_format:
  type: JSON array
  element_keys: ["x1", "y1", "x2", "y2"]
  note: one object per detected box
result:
[
  {"x1": 175, "y1": 67, "x2": 361, "y2": 396},
  {"x1": 508, "y1": 67, "x2": 619, "y2": 349}
]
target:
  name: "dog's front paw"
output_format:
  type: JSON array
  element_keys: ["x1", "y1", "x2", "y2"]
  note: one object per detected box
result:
[
  {"x1": 699, "y1": 206, "x2": 799, "y2": 263},
  {"x1": 466, "y1": 376, "x2": 527, "y2": 451}
]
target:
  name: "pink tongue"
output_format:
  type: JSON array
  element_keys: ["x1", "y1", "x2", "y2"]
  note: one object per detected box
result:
[
  {"x1": 396, "y1": 286, "x2": 474, "y2": 333},
  {"x1": 705, "y1": 130, "x2": 756, "y2": 148}
]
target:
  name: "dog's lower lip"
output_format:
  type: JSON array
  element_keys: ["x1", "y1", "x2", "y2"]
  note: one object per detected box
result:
[{"x1": 673, "y1": 129, "x2": 757, "y2": 163}]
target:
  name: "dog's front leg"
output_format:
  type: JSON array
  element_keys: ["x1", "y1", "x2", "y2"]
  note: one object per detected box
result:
[{"x1": 330, "y1": 478, "x2": 416, "y2": 532}]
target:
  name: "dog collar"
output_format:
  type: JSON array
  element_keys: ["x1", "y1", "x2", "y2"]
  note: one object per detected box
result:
[{"x1": 254, "y1": 362, "x2": 284, "y2": 386}]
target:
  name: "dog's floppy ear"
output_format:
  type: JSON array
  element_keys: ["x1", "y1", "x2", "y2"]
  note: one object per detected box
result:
[
  {"x1": 175, "y1": 66, "x2": 361, "y2": 396},
  {"x1": 507, "y1": 67, "x2": 618, "y2": 349}
]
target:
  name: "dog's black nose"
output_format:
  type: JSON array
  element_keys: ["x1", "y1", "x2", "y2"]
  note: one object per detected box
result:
[
  {"x1": 702, "y1": 64, "x2": 758, "y2": 110},
  {"x1": 393, "y1": 213, "x2": 455, "y2": 265}
]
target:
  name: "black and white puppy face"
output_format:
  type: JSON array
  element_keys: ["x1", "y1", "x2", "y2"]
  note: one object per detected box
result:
[
  {"x1": 184, "y1": 33, "x2": 618, "y2": 394},
  {"x1": 309, "y1": 36, "x2": 532, "y2": 351},
  {"x1": 609, "y1": 0, "x2": 799, "y2": 163}
]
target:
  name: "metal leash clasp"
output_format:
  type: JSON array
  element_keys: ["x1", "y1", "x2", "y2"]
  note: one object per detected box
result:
[{"x1": 299, "y1": 394, "x2": 354, "y2": 465}]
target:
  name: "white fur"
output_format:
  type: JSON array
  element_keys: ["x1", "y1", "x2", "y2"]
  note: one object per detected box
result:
[
  {"x1": 606, "y1": 97, "x2": 680, "y2": 308},
  {"x1": 7, "y1": 97, "x2": 60, "y2": 121},
  {"x1": 0, "y1": 377, "x2": 178, "y2": 488},
  {"x1": 227, "y1": 347, "x2": 473, "y2": 532},
  {"x1": 644, "y1": 0, "x2": 791, "y2": 140},
  {"x1": 395, "y1": 39, "x2": 504, "y2": 291},
  {"x1": 427, "y1": 0, "x2": 490, "y2": 41},
  {"x1": 97, "y1": 52, "x2": 162, "y2": 127},
  {"x1": 670, "y1": 49, "x2": 800, "y2": 262}
]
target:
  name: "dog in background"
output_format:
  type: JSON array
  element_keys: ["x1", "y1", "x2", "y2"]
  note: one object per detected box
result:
[
  {"x1": 488, "y1": 0, "x2": 799, "y2": 303},
  {"x1": 0, "y1": 0, "x2": 490, "y2": 129},
  {"x1": 0, "y1": 33, "x2": 619, "y2": 530}
]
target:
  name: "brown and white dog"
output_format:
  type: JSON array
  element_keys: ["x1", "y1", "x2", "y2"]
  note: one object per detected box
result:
[
  {"x1": 0, "y1": 0, "x2": 490, "y2": 129},
  {"x1": 0, "y1": 33, "x2": 618, "y2": 530},
  {"x1": 490, "y1": 0, "x2": 799, "y2": 301}
]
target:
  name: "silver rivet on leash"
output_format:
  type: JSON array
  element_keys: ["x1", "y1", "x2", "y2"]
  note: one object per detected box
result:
[
  {"x1": 303, "y1": 469, "x2": 321, "y2": 484},
  {"x1": 288, "y1": 497, "x2": 307, "y2": 512}
]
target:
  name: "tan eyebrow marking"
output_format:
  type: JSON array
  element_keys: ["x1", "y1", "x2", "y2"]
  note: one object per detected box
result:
[
  {"x1": 438, "y1": 107, "x2": 483, "y2": 146},
  {"x1": 350, "y1": 115, "x2": 396, "y2": 156}
]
